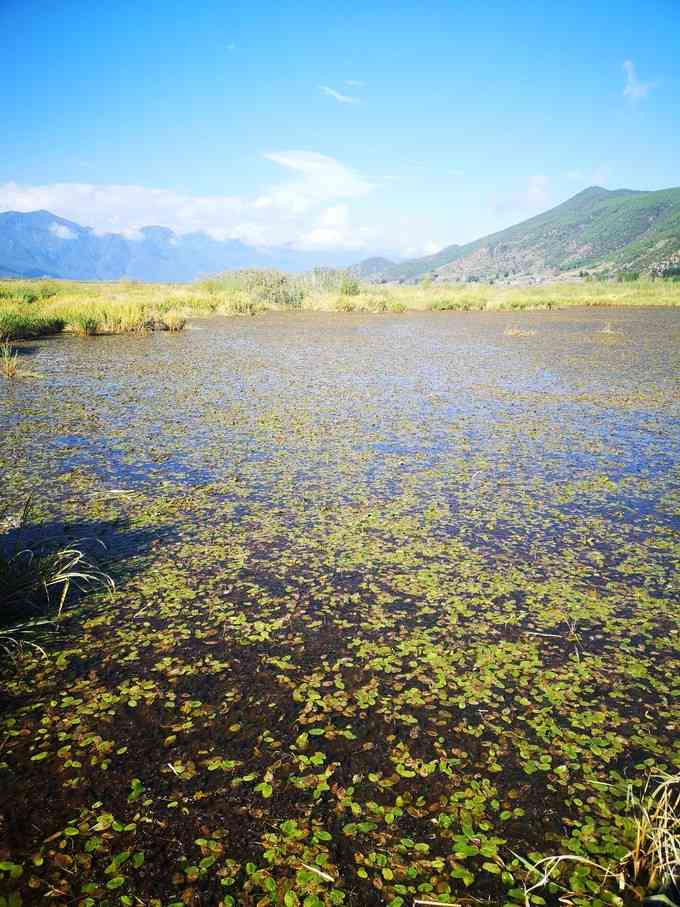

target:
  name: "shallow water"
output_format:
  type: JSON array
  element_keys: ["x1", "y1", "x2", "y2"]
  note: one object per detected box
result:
[
  {"x1": 1, "y1": 307, "x2": 679, "y2": 906},
  {"x1": 3, "y1": 308, "x2": 679, "y2": 508}
]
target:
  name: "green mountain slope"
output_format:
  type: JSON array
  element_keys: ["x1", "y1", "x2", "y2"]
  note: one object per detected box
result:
[{"x1": 377, "y1": 186, "x2": 680, "y2": 283}]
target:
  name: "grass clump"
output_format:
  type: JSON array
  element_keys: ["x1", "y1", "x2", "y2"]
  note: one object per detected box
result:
[
  {"x1": 515, "y1": 770, "x2": 680, "y2": 905},
  {"x1": 99, "y1": 303, "x2": 153, "y2": 334},
  {"x1": 0, "y1": 500, "x2": 114, "y2": 656},
  {"x1": 72, "y1": 313, "x2": 101, "y2": 336},
  {"x1": 0, "y1": 307, "x2": 66, "y2": 340},
  {"x1": 1, "y1": 339, "x2": 19, "y2": 378},
  {"x1": 630, "y1": 772, "x2": 680, "y2": 903},
  {"x1": 159, "y1": 309, "x2": 186, "y2": 332}
]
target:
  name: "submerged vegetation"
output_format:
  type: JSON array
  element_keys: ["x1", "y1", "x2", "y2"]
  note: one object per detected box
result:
[
  {"x1": 0, "y1": 272, "x2": 679, "y2": 339},
  {"x1": 0, "y1": 303, "x2": 678, "y2": 905}
]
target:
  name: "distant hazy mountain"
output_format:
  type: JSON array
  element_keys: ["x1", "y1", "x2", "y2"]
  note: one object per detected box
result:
[
  {"x1": 0, "y1": 210, "x2": 361, "y2": 280},
  {"x1": 369, "y1": 186, "x2": 680, "y2": 283}
]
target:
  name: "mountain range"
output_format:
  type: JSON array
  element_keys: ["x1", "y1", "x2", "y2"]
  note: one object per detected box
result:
[
  {"x1": 1, "y1": 186, "x2": 679, "y2": 284},
  {"x1": 0, "y1": 210, "x2": 360, "y2": 281},
  {"x1": 361, "y1": 186, "x2": 680, "y2": 284}
]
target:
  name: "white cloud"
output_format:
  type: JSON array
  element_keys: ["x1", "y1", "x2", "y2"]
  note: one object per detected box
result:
[
  {"x1": 301, "y1": 204, "x2": 352, "y2": 247},
  {"x1": 298, "y1": 204, "x2": 378, "y2": 250},
  {"x1": 345, "y1": 80, "x2": 365, "y2": 87},
  {"x1": 422, "y1": 241, "x2": 443, "y2": 255},
  {"x1": 319, "y1": 85, "x2": 359, "y2": 104},
  {"x1": 121, "y1": 227, "x2": 146, "y2": 241},
  {"x1": 0, "y1": 180, "x2": 244, "y2": 238},
  {"x1": 623, "y1": 60, "x2": 654, "y2": 101},
  {"x1": 228, "y1": 222, "x2": 270, "y2": 245},
  {"x1": 0, "y1": 152, "x2": 375, "y2": 251},
  {"x1": 49, "y1": 222, "x2": 77, "y2": 240},
  {"x1": 259, "y1": 151, "x2": 372, "y2": 215}
]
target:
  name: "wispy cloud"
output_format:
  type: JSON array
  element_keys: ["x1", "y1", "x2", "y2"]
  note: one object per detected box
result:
[
  {"x1": 319, "y1": 85, "x2": 359, "y2": 104},
  {"x1": 344, "y1": 80, "x2": 365, "y2": 87},
  {"x1": 623, "y1": 60, "x2": 654, "y2": 101}
]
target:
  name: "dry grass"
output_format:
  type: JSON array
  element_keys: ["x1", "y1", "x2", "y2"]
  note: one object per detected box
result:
[
  {"x1": 628, "y1": 771, "x2": 680, "y2": 896},
  {"x1": 515, "y1": 770, "x2": 680, "y2": 904},
  {"x1": 158, "y1": 310, "x2": 187, "y2": 332},
  {"x1": 1, "y1": 339, "x2": 18, "y2": 377}
]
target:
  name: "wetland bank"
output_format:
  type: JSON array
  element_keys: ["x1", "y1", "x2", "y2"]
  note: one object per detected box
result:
[{"x1": 0, "y1": 306, "x2": 678, "y2": 907}]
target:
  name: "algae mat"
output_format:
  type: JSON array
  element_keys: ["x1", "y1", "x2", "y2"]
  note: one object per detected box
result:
[{"x1": 0, "y1": 308, "x2": 678, "y2": 906}]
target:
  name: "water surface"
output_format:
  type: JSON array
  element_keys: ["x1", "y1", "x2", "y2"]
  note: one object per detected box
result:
[{"x1": 1, "y1": 308, "x2": 678, "y2": 906}]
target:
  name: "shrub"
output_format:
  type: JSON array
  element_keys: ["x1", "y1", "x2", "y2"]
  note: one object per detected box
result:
[
  {"x1": 199, "y1": 270, "x2": 304, "y2": 310},
  {"x1": 247, "y1": 270, "x2": 304, "y2": 308}
]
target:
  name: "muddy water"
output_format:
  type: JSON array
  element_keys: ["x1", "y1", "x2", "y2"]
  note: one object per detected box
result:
[{"x1": 1, "y1": 307, "x2": 679, "y2": 907}]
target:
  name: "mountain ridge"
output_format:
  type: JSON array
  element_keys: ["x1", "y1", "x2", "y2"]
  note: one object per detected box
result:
[
  {"x1": 364, "y1": 185, "x2": 680, "y2": 284},
  {"x1": 0, "y1": 211, "x2": 362, "y2": 280},
  {"x1": 2, "y1": 185, "x2": 680, "y2": 284}
]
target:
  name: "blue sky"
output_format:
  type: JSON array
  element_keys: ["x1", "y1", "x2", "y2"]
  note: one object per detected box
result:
[{"x1": 1, "y1": 0, "x2": 679, "y2": 258}]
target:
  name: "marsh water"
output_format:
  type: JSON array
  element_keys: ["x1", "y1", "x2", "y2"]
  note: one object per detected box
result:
[{"x1": 1, "y1": 308, "x2": 679, "y2": 906}]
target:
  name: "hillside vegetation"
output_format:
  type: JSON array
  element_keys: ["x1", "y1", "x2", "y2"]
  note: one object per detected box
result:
[{"x1": 372, "y1": 186, "x2": 680, "y2": 284}]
